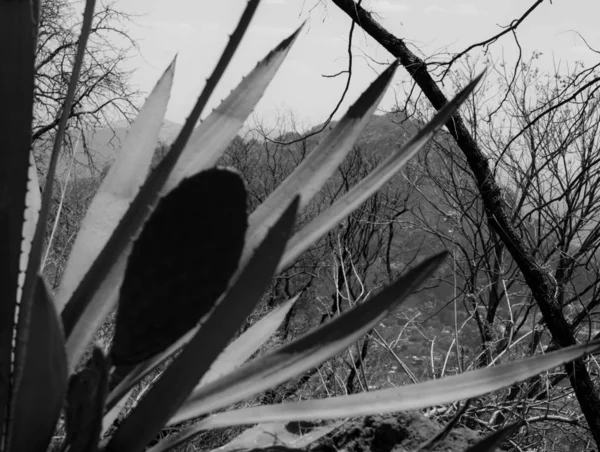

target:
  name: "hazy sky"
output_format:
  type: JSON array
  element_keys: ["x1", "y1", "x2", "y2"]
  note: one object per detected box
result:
[{"x1": 114, "y1": 0, "x2": 600, "y2": 128}]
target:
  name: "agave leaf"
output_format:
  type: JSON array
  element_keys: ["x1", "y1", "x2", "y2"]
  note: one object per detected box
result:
[
  {"x1": 60, "y1": 57, "x2": 176, "y2": 372},
  {"x1": 169, "y1": 252, "x2": 446, "y2": 427},
  {"x1": 243, "y1": 60, "x2": 400, "y2": 261},
  {"x1": 279, "y1": 72, "x2": 484, "y2": 271},
  {"x1": 105, "y1": 295, "x2": 295, "y2": 416},
  {"x1": 165, "y1": 24, "x2": 304, "y2": 193},
  {"x1": 110, "y1": 168, "x2": 248, "y2": 368},
  {"x1": 177, "y1": 340, "x2": 600, "y2": 431},
  {"x1": 198, "y1": 294, "x2": 299, "y2": 388},
  {"x1": 61, "y1": 0, "x2": 260, "y2": 371},
  {"x1": 463, "y1": 423, "x2": 522, "y2": 452},
  {"x1": 18, "y1": 154, "x2": 42, "y2": 305},
  {"x1": 105, "y1": 324, "x2": 200, "y2": 413},
  {"x1": 64, "y1": 347, "x2": 109, "y2": 452},
  {"x1": 106, "y1": 197, "x2": 299, "y2": 452},
  {"x1": 0, "y1": 0, "x2": 40, "y2": 436},
  {"x1": 206, "y1": 421, "x2": 343, "y2": 452},
  {"x1": 57, "y1": 57, "x2": 177, "y2": 314},
  {"x1": 8, "y1": 0, "x2": 97, "y2": 446},
  {"x1": 102, "y1": 387, "x2": 134, "y2": 438},
  {"x1": 9, "y1": 278, "x2": 67, "y2": 452}
]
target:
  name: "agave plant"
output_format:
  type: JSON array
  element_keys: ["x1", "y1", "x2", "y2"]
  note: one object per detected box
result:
[{"x1": 2, "y1": 1, "x2": 599, "y2": 452}]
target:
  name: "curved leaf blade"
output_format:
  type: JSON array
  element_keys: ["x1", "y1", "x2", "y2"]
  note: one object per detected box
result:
[
  {"x1": 9, "y1": 278, "x2": 67, "y2": 452},
  {"x1": 170, "y1": 252, "x2": 446, "y2": 426},
  {"x1": 198, "y1": 294, "x2": 299, "y2": 388},
  {"x1": 243, "y1": 60, "x2": 400, "y2": 260},
  {"x1": 57, "y1": 57, "x2": 176, "y2": 314},
  {"x1": 61, "y1": 0, "x2": 260, "y2": 371},
  {"x1": 106, "y1": 197, "x2": 299, "y2": 452},
  {"x1": 105, "y1": 295, "x2": 296, "y2": 417},
  {"x1": 110, "y1": 168, "x2": 248, "y2": 368},
  {"x1": 0, "y1": 0, "x2": 41, "y2": 438},
  {"x1": 180, "y1": 340, "x2": 600, "y2": 430},
  {"x1": 165, "y1": 24, "x2": 304, "y2": 192},
  {"x1": 279, "y1": 72, "x2": 484, "y2": 271}
]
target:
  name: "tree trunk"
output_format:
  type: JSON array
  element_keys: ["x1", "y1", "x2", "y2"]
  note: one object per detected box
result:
[{"x1": 330, "y1": 0, "x2": 600, "y2": 445}]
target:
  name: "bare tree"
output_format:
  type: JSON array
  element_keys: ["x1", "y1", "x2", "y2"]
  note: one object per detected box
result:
[
  {"x1": 329, "y1": 0, "x2": 600, "y2": 447},
  {"x1": 33, "y1": 0, "x2": 140, "y2": 166}
]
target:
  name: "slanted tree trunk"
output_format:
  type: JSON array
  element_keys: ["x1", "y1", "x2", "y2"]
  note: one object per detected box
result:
[{"x1": 330, "y1": 0, "x2": 600, "y2": 445}]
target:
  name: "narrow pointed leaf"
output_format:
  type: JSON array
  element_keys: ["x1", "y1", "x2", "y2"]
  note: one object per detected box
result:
[
  {"x1": 107, "y1": 197, "x2": 299, "y2": 452},
  {"x1": 12, "y1": 12, "x2": 97, "y2": 436},
  {"x1": 64, "y1": 347, "x2": 109, "y2": 452},
  {"x1": 57, "y1": 57, "x2": 177, "y2": 314},
  {"x1": 106, "y1": 295, "x2": 295, "y2": 416},
  {"x1": 180, "y1": 340, "x2": 600, "y2": 430},
  {"x1": 244, "y1": 60, "x2": 399, "y2": 259},
  {"x1": 170, "y1": 252, "x2": 446, "y2": 426},
  {"x1": 102, "y1": 387, "x2": 133, "y2": 438},
  {"x1": 62, "y1": 0, "x2": 259, "y2": 370},
  {"x1": 9, "y1": 277, "x2": 67, "y2": 452},
  {"x1": 279, "y1": 73, "x2": 484, "y2": 271},
  {"x1": 105, "y1": 324, "x2": 200, "y2": 413},
  {"x1": 110, "y1": 168, "x2": 247, "y2": 367},
  {"x1": 198, "y1": 295, "x2": 299, "y2": 388},
  {"x1": 0, "y1": 0, "x2": 39, "y2": 435},
  {"x1": 165, "y1": 24, "x2": 303, "y2": 193},
  {"x1": 464, "y1": 423, "x2": 522, "y2": 452}
]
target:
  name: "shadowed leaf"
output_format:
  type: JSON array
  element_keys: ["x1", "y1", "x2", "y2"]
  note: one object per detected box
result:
[
  {"x1": 9, "y1": 278, "x2": 67, "y2": 452},
  {"x1": 58, "y1": 57, "x2": 177, "y2": 313},
  {"x1": 107, "y1": 196, "x2": 299, "y2": 452},
  {"x1": 110, "y1": 168, "x2": 247, "y2": 368},
  {"x1": 0, "y1": 0, "x2": 39, "y2": 435},
  {"x1": 64, "y1": 347, "x2": 109, "y2": 452},
  {"x1": 197, "y1": 295, "x2": 299, "y2": 388}
]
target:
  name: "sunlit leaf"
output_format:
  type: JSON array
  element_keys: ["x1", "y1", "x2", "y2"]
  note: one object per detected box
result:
[
  {"x1": 198, "y1": 295, "x2": 299, "y2": 388},
  {"x1": 61, "y1": 0, "x2": 260, "y2": 372},
  {"x1": 105, "y1": 295, "x2": 297, "y2": 422},
  {"x1": 58, "y1": 57, "x2": 177, "y2": 313},
  {"x1": 0, "y1": 0, "x2": 40, "y2": 435},
  {"x1": 165, "y1": 24, "x2": 304, "y2": 192},
  {"x1": 279, "y1": 73, "x2": 484, "y2": 271},
  {"x1": 60, "y1": 58, "x2": 177, "y2": 371},
  {"x1": 243, "y1": 60, "x2": 400, "y2": 263},
  {"x1": 170, "y1": 252, "x2": 445, "y2": 427},
  {"x1": 178, "y1": 341, "x2": 600, "y2": 430}
]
